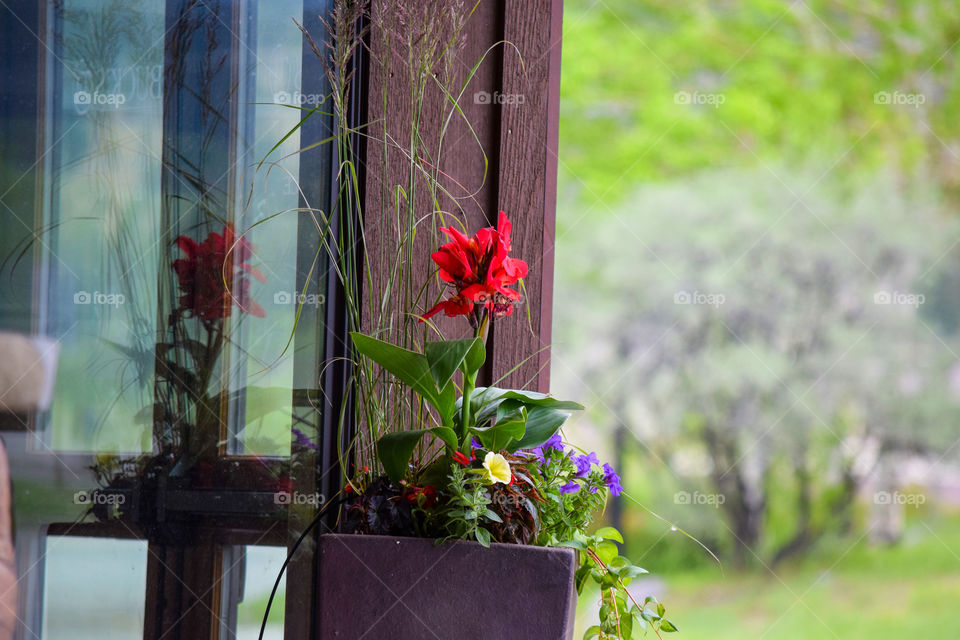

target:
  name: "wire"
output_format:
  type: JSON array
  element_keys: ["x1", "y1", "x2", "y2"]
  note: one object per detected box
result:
[{"x1": 258, "y1": 495, "x2": 344, "y2": 640}]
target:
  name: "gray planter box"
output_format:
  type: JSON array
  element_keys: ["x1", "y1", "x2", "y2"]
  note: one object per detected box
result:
[{"x1": 316, "y1": 533, "x2": 577, "y2": 639}]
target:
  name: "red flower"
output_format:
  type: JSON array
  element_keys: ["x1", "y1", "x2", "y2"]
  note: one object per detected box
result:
[
  {"x1": 172, "y1": 224, "x2": 267, "y2": 322},
  {"x1": 405, "y1": 484, "x2": 437, "y2": 508},
  {"x1": 422, "y1": 211, "x2": 528, "y2": 321},
  {"x1": 452, "y1": 450, "x2": 472, "y2": 466}
]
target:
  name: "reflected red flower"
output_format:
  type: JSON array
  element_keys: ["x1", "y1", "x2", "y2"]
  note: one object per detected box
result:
[
  {"x1": 423, "y1": 211, "x2": 528, "y2": 321},
  {"x1": 172, "y1": 224, "x2": 267, "y2": 322}
]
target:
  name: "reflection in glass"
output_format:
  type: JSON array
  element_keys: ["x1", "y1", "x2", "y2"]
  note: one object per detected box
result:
[
  {"x1": 41, "y1": 536, "x2": 147, "y2": 639},
  {"x1": 227, "y1": 545, "x2": 287, "y2": 640}
]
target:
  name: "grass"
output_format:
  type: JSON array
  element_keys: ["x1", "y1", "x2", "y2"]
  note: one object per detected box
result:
[{"x1": 593, "y1": 514, "x2": 960, "y2": 639}]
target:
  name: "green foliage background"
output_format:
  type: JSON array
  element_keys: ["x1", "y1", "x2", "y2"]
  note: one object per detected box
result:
[{"x1": 560, "y1": 0, "x2": 960, "y2": 206}]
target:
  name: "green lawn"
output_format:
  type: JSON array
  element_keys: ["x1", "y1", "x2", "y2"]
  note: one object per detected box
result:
[
  {"x1": 661, "y1": 519, "x2": 960, "y2": 639},
  {"x1": 578, "y1": 515, "x2": 960, "y2": 639}
]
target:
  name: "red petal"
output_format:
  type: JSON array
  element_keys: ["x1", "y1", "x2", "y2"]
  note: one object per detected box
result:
[
  {"x1": 461, "y1": 283, "x2": 495, "y2": 305},
  {"x1": 497, "y1": 211, "x2": 512, "y2": 251},
  {"x1": 241, "y1": 263, "x2": 268, "y2": 283},
  {"x1": 440, "y1": 225, "x2": 472, "y2": 249},
  {"x1": 431, "y1": 248, "x2": 471, "y2": 281},
  {"x1": 176, "y1": 236, "x2": 199, "y2": 258}
]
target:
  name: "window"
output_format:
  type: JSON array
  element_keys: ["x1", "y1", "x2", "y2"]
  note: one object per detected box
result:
[{"x1": 0, "y1": 0, "x2": 339, "y2": 637}]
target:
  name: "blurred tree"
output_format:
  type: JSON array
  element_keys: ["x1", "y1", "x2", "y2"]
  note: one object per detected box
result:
[{"x1": 553, "y1": 169, "x2": 960, "y2": 566}]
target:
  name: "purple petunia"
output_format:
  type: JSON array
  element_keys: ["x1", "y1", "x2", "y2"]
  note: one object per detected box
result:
[
  {"x1": 603, "y1": 462, "x2": 623, "y2": 497},
  {"x1": 560, "y1": 481, "x2": 581, "y2": 494},
  {"x1": 574, "y1": 451, "x2": 600, "y2": 477},
  {"x1": 530, "y1": 434, "x2": 565, "y2": 462}
]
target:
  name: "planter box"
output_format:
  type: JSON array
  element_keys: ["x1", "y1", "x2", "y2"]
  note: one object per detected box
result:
[{"x1": 316, "y1": 533, "x2": 577, "y2": 639}]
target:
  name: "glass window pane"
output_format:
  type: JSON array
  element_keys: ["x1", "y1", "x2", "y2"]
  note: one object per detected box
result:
[
  {"x1": 41, "y1": 536, "x2": 148, "y2": 639},
  {"x1": 226, "y1": 545, "x2": 287, "y2": 640},
  {"x1": 40, "y1": 0, "x2": 165, "y2": 453}
]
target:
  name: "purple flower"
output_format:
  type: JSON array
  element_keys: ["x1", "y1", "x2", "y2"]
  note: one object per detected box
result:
[
  {"x1": 471, "y1": 438, "x2": 483, "y2": 450},
  {"x1": 603, "y1": 463, "x2": 623, "y2": 497},
  {"x1": 292, "y1": 428, "x2": 320, "y2": 451},
  {"x1": 529, "y1": 434, "x2": 565, "y2": 462},
  {"x1": 574, "y1": 452, "x2": 600, "y2": 477},
  {"x1": 560, "y1": 481, "x2": 581, "y2": 494}
]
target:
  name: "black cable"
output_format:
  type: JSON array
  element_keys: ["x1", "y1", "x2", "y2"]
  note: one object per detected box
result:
[{"x1": 258, "y1": 495, "x2": 344, "y2": 640}]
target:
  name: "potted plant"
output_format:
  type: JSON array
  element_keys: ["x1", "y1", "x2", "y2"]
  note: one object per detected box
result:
[
  {"x1": 313, "y1": 212, "x2": 677, "y2": 639},
  {"x1": 247, "y1": 3, "x2": 680, "y2": 637}
]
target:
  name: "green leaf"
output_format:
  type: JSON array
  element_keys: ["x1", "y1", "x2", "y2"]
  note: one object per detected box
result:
[
  {"x1": 435, "y1": 381, "x2": 458, "y2": 426},
  {"x1": 471, "y1": 417, "x2": 526, "y2": 451},
  {"x1": 618, "y1": 565, "x2": 649, "y2": 579},
  {"x1": 429, "y1": 426, "x2": 458, "y2": 452},
  {"x1": 376, "y1": 428, "x2": 456, "y2": 483},
  {"x1": 463, "y1": 337, "x2": 486, "y2": 373},
  {"x1": 660, "y1": 619, "x2": 678, "y2": 632},
  {"x1": 574, "y1": 565, "x2": 592, "y2": 593},
  {"x1": 483, "y1": 508, "x2": 503, "y2": 523},
  {"x1": 351, "y1": 332, "x2": 440, "y2": 408},
  {"x1": 582, "y1": 626, "x2": 602, "y2": 639},
  {"x1": 470, "y1": 387, "x2": 584, "y2": 415},
  {"x1": 595, "y1": 540, "x2": 619, "y2": 564},
  {"x1": 594, "y1": 526, "x2": 624, "y2": 543},
  {"x1": 559, "y1": 539, "x2": 587, "y2": 550},
  {"x1": 509, "y1": 406, "x2": 572, "y2": 450},
  {"x1": 475, "y1": 527, "x2": 491, "y2": 547},
  {"x1": 425, "y1": 339, "x2": 480, "y2": 389},
  {"x1": 377, "y1": 430, "x2": 426, "y2": 483}
]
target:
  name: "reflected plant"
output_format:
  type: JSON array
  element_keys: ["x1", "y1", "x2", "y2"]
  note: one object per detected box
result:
[{"x1": 90, "y1": 224, "x2": 271, "y2": 491}]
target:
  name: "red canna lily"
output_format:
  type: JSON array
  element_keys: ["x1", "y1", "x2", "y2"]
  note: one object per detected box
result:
[
  {"x1": 172, "y1": 224, "x2": 267, "y2": 322},
  {"x1": 422, "y1": 211, "x2": 528, "y2": 323}
]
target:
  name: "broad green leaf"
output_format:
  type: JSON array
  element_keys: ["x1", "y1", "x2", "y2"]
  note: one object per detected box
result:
[
  {"x1": 471, "y1": 404, "x2": 527, "y2": 451},
  {"x1": 582, "y1": 625, "x2": 602, "y2": 639},
  {"x1": 429, "y1": 426, "x2": 458, "y2": 452},
  {"x1": 377, "y1": 430, "x2": 426, "y2": 483},
  {"x1": 425, "y1": 338, "x2": 480, "y2": 389},
  {"x1": 469, "y1": 387, "x2": 584, "y2": 416},
  {"x1": 377, "y1": 428, "x2": 456, "y2": 483},
  {"x1": 660, "y1": 619, "x2": 678, "y2": 632},
  {"x1": 462, "y1": 337, "x2": 486, "y2": 374},
  {"x1": 435, "y1": 380, "x2": 458, "y2": 426},
  {"x1": 509, "y1": 406, "x2": 572, "y2": 450},
  {"x1": 351, "y1": 333, "x2": 439, "y2": 408}
]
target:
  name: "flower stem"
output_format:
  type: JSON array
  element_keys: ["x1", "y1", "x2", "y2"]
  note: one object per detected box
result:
[{"x1": 459, "y1": 369, "x2": 476, "y2": 453}]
